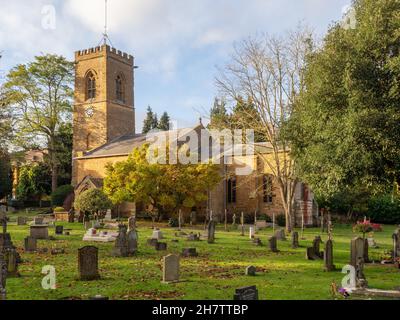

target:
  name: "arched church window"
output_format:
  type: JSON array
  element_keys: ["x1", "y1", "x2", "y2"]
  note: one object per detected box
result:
[
  {"x1": 86, "y1": 72, "x2": 96, "y2": 100},
  {"x1": 115, "y1": 75, "x2": 125, "y2": 102}
]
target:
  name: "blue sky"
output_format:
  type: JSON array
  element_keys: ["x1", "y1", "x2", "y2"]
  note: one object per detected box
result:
[{"x1": 0, "y1": 0, "x2": 351, "y2": 131}]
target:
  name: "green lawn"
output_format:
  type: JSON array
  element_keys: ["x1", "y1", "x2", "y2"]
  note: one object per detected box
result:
[{"x1": 4, "y1": 212, "x2": 400, "y2": 300}]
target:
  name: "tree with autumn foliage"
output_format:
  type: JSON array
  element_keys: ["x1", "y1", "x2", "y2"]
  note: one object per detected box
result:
[{"x1": 103, "y1": 143, "x2": 222, "y2": 220}]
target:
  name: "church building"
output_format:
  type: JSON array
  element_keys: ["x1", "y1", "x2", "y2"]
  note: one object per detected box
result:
[{"x1": 71, "y1": 44, "x2": 319, "y2": 226}]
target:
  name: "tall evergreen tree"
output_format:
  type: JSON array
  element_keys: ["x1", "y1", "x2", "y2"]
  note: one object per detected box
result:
[
  {"x1": 142, "y1": 106, "x2": 159, "y2": 134},
  {"x1": 158, "y1": 112, "x2": 171, "y2": 131}
]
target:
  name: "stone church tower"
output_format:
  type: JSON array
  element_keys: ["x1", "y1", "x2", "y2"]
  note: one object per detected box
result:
[{"x1": 72, "y1": 45, "x2": 136, "y2": 185}]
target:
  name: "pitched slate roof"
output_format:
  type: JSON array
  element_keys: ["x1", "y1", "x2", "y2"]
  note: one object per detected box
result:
[{"x1": 75, "y1": 124, "x2": 204, "y2": 160}]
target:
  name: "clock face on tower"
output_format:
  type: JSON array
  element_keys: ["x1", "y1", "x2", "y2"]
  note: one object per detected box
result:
[{"x1": 85, "y1": 106, "x2": 95, "y2": 118}]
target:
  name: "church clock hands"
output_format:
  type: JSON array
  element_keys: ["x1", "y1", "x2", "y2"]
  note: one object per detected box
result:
[{"x1": 85, "y1": 106, "x2": 95, "y2": 118}]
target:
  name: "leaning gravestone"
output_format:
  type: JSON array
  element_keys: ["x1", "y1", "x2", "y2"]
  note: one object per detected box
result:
[
  {"x1": 207, "y1": 221, "x2": 216, "y2": 244},
  {"x1": 268, "y1": 236, "x2": 279, "y2": 253},
  {"x1": 291, "y1": 232, "x2": 299, "y2": 249},
  {"x1": 245, "y1": 266, "x2": 256, "y2": 276},
  {"x1": 162, "y1": 254, "x2": 180, "y2": 283},
  {"x1": 233, "y1": 286, "x2": 259, "y2": 300},
  {"x1": 78, "y1": 246, "x2": 100, "y2": 281},
  {"x1": 312, "y1": 236, "x2": 323, "y2": 259},
  {"x1": 275, "y1": 229, "x2": 286, "y2": 241},
  {"x1": 350, "y1": 237, "x2": 365, "y2": 267},
  {"x1": 24, "y1": 237, "x2": 37, "y2": 252},
  {"x1": 324, "y1": 239, "x2": 335, "y2": 271}
]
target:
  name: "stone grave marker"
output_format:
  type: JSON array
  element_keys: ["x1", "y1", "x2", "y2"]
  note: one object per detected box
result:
[
  {"x1": 392, "y1": 232, "x2": 399, "y2": 259},
  {"x1": 364, "y1": 239, "x2": 370, "y2": 263},
  {"x1": 112, "y1": 224, "x2": 128, "y2": 257},
  {"x1": 324, "y1": 239, "x2": 336, "y2": 271},
  {"x1": 162, "y1": 254, "x2": 180, "y2": 283},
  {"x1": 367, "y1": 237, "x2": 377, "y2": 248},
  {"x1": 306, "y1": 247, "x2": 318, "y2": 260},
  {"x1": 17, "y1": 217, "x2": 27, "y2": 226},
  {"x1": 245, "y1": 266, "x2": 256, "y2": 276},
  {"x1": 55, "y1": 226, "x2": 64, "y2": 235},
  {"x1": 312, "y1": 236, "x2": 323, "y2": 258},
  {"x1": 252, "y1": 238, "x2": 262, "y2": 246},
  {"x1": 128, "y1": 216, "x2": 136, "y2": 231},
  {"x1": 24, "y1": 237, "x2": 37, "y2": 252},
  {"x1": 182, "y1": 248, "x2": 198, "y2": 257},
  {"x1": 147, "y1": 238, "x2": 158, "y2": 247},
  {"x1": 268, "y1": 236, "x2": 279, "y2": 253},
  {"x1": 233, "y1": 286, "x2": 259, "y2": 300},
  {"x1": 78, "y1": 246, "x2": 100, "y2": 281},
  {"x1": 127, "y1": 229, "x2": 138, "y2": 256},
  {"x1": 275, "y1": 229, "x2": 286, "y2": 241},
  {"x1": 152, "y1": 229, "x2": 164, "y2": 240},
  {"x1": 350, "y1": 237, "x2": 365, "y2": 267},
  {"x1": 249, "y1": 227, "x2": 255, "y2": 239},
  {"x1": 207, "y1": 221, "x2": 216, "y2": 244},
  {"x1": 156, "y1": 242, "x2": 167, "y2": 251},
  {"x1": 187, "y1": 233, "x2": 200, "y2": 241},
  {"x1": 291, "y1": 232, "x2": 299, "y2": 249},
  {"x1": 6, "y1": 249, "x2": 20, "y2": 278},
  {"x1": 0, "y1": 251, "x2": 6, "y2": 300}
]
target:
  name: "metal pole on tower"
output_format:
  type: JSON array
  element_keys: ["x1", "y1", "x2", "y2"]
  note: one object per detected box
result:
[{"x1": 103, "y1": 0, "x2": 108, "y2": 45}]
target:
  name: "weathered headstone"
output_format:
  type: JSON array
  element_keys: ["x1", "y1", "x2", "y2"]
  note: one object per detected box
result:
[
  {"x1": 6, "y1": 249, "x2": 20, "y2": 278},
  {"x1": 156, "y1": 242, "x2": 167, "y2": 251},
  {"x1": 291, "y1": 231, "x2": 299, "y2": 249},
  {"x1": 34, "y1": 217, "x2": 44, "y2": 225},
  {"x1": 350, "y1": 237, "x2": 365, "y2": 267},
  {"x1": 30, "y1": 225, "x2": 49, "y2": 239},
  {"x1": 245, "y1": 265, "x2": 256, "y2": 276},
  {"x1": 324, "y1": 239, "x2": 336, "y2": 271},
  {"x1": 55, "y1": 226, "x2": 64, "y2": 235},
  {"x1": 147, "y1": 238, "x2": 158, "y2": 247},
  {"x1": 17, "y1": 216, "x2": 27, "y2": 226},
  {"x1": 24, "y1": 237, "x2": 37, "y2": 253},
  {"x1": 392, "y1": 232, "x2": 399, "y2": 259},
  {"x1": 162, "y1": 254, "x2": 180, "y2": 283},
  {"x1": 207, "y1": 221, "x2": 216, "y2": 244},
  {"x1": 364, "y1": 239, "x2": 370, "y2": 263},
  {"x1": 152, "y1": 229, "x2": 164, "y2": 240},
  {"x1": 0, "y1": 251, "x2": 6, "y2": 300},
  {"x1": 182, "y1": 248, "x2": 198, "y2": 257},
  {"x1": 312, "y1": 236, "x2": 323, "y2": 259},
  {"x1": 275, "y1": 229, "x2": 286, "y2": 241},
  {"x1": 127, "y1": 229, "x2": 138, "y2": 256},
  {"x1": 306, "y1": 247, "x2": 318, "y2": 260},
  {"x1": 105, "y1": 209, "x2": 112, "y2": 220},
  {"x1": 112, "y1": 224, "x2": 128, "y2": 257},
  {"x1": 128, "y1": 216, "x2": 136, "y2": 231},
  {"x1": 233, "y1": 286, "x2": 259, "y2": 300},
  {"x1": 252, "y1": 238, "x2": 262, "y2": 246},
  {"x1": 268, "y1": 236, "x2": 279, "y2": 253},
  {"x1": 78, "y1": 246, "x2": 100, "y2": 281},
  {"x1": 249, "y1": 227, "x2": 255, "y2": 239},
  {"x1": 187, "y1": 233, "x2": 200, "y2": 241},
  {"x1": 355, "y1": 257, "x2": 368, "y2": 289}
]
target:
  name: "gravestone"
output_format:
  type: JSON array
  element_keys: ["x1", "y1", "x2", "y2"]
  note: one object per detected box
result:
[
  {"x1": 249, "y1": 227, "x2": 255, "y2": 239},
  {"x1": 78, "y1": 246, "x2": 100, "y2": 281},
  {"x1": 268, "y1": 236, "x2": 279, "y2": 253},
  {"x1": 68, "y1": 210, "x2": 75, "y2": 223},
  {"x1": 0, "y1": 252, "x2": 6, "y2": 300},
  {"x1": 392, "y1": 232, "x2": 399, "y2": 259},
  {"x1": 24, "y1": 237, "x2": 37, "y2": 252},
  {"x1": 355, "y1": 257, "x2": 368, "y2": 289},
  {"x1": 245, "y1": 266, "x2": 256, "y2": 276},
  {"x1": 105, "y1": 210, "x2": 112, "y2": 220},
  {"x1": 17, "y1": 217, "x2": 27, "y2": 226},
  {"x1": 182, "y1": 248, "x2": 198, "y2": 257},
  {"x1": 156, "y1": 242, "x2": 167, "y2": 251},
  {"x1": 207, "y1": 221, "x2": 216, "y2": 244},
  {"x1": 147, "y1": 238, "x2": 158, "y2": 247},
  {"x1": 312, "y1": 236, "x2": 323, "y2": 258},
  {"x1": 252, "y1": 238, "x2": 262, "y2": 246},
  {"x1": 187, "y1": 233, "x2": 200, "y2": 241},
  {"x1": 112, "y1": 224, "x2": 128, "y2": 257},
  {"x1": 30, "y1": 225, "x2": 49, "y2": 240},
  {"x1": 233, "y1": 286, "x2": 259, "y2": 300},
  {"x1": 127, "y1": 229, "x2": 138, "y2": 256},
  {"x1": 34, "y1": 217, "x2": 44, "y2": 225},
  {"x1": 152, "y1": 229, "x2": 164, "y2": 240},
  {"x1": 367, "y1": 237, "x2": 377, "y2": 248},
  {"x1": 162, "y1": 254, "x2": 180, "y2": 283},
  {"x1": 324, "y1": 239, "x2": 335, "y2": 271},
  {"x1": 55, "y1": 226, "x2": 64, "y2": 235},
  {"x1": 291, "y1": 232, "x2": 299, "y2": 249},
  {"x1": 275, "y1": 229, "x2": 286, "y2": 241},
  {"x1": 306, "y1": 247, "x2": 319, "y2": 260},
  {"x1": 128, "y1": 216, "x2": 136, "y2": 231},
  {"x1": 350, "y1": 237, "x2": 365, "y2": 267},
  {"x1": 6, "y1": 249, "x2": 20, "y2": 278}
]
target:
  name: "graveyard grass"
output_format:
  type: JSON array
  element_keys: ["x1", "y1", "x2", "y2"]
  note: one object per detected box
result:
[{"x1": 6, "y1": 213, "x2": 400, "y2": 300}]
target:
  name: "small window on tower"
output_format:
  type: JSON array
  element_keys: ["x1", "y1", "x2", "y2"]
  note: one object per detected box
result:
[
  {"x1": 86, "y1": 72, "x2": 96, "y2": 100},
  {"x1": 116, "y1": 75, "x2": 125, "y2": 103}
]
